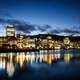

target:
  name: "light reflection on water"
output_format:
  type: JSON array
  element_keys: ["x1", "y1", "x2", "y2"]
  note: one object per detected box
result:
[{"x1": 0, "y1": 50, "x2": 80, "y2": 78}]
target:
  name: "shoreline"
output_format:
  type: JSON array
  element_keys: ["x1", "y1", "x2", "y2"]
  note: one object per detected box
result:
[{"x1": 0, "y1": 48, "x2": 80, "y2": 52}]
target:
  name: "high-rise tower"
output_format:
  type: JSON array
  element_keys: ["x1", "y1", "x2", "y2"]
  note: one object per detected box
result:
[{"x1": 6, "y1": 24, "x2": 15, "y2": 37}]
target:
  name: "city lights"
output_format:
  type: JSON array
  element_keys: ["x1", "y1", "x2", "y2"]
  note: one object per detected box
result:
[{"x1": 0, "y1": 24, "x2": 80, "y2": 51}]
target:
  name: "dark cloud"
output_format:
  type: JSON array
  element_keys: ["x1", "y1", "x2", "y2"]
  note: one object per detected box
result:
[
  {"x1": 48, "y1": 27, "x2": 80, "y2": 36},
  {"x1": 0, "y1": 18, "x2": 36, "y2": 33},
  {"x1": 62, "y1": 28, "x2": 80, "y2": 34},
  {"x1": 44, "y1": 25, "x2": 51, "y2": 29},
  {"x1": 0, "y1": 18, "x2": 21, "y2": 24},
  {"x1": 38, "y1": 26, "x2": 45, "y2": 32},
  {"x1": 0, "y1": 18, "x2": 51, "y2": 34},
  {"x1": 15, "y1": 23, "x2": 36, "y2": 34},
  {"x1": 38, "y1": 25, "x2": 51, "y2": 32},
  {"x1": 50, "y1": 29, "x2": 61, "y2": 34},
  {"x1": 7, "y1": 19, "x2": 21, "y2": 25},
  {"x1": 0, "y1": 18, "x2": 6, "y2": 23}
]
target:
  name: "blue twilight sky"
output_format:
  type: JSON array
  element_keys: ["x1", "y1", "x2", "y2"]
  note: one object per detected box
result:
[{"x1": 0, "y1": 0, "x2": 80, "y2": 36}]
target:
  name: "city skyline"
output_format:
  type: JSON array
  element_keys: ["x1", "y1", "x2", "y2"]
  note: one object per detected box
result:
[
  {"x1": 0, "y1": 1, "x2": 80, "y2": 79},
  {"x1": 0, "y1": 0, "x2": 80, "y2": 36}
]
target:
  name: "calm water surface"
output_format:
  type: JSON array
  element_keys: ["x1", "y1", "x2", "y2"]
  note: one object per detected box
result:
[{"x1": 0, "y1": 49, "x2": 80, "y2": 80}]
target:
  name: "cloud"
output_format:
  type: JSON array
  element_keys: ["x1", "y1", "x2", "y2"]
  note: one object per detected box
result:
[
  {"x1": 0, "y1": 17, "x2": 80, "y2": 36},
  {"x1": 49, "y1": 29, "x2": 61, "y2": 34},
  {"x1": 0, "y1": 18, "x2": 52, "y2": 34},
  {"x1": 0, "y1": 18, "x2": 36, "y2": 33},
  {"x1": 8, "y1": 20, "x2": 37, "y2": 34},
  {"x1": 37, "y1": 25, "x2": 51, "y2": 32},
  {"x1": 0, "y1": 18, "x2": 6, "y2": 23},
  {"x1": 62, "y1": 28, "x2": 80, "y2": 34},
  {"x1": 48, "y1": 27, "x2": 80, "y2": 36},
  {"x1": 15, "y1": 23, "x2": 36, "y2": 34}
]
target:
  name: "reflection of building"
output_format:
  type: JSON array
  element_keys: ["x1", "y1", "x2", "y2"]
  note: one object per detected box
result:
[
  {"x1": 6, "y1": 24, "x2": 15, "y2": 37},
  {"x1": 0, "y1": 58, "x2": 6, "y2": 70},
  {"x1": 7, "y1": 62, "x2": 15, "y2": 77},
  {"x1": 64, "y1": 54, "x2": 73, "y2": 63}
]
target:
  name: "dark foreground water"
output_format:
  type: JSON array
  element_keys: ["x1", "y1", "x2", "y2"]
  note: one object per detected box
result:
[{"x1": 0, "y1": 49, "x2": 80, "y2": 80}]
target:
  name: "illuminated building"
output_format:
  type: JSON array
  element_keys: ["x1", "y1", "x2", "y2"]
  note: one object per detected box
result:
[
  {"x1": 22, "y1": 37, "x2": 36, "y2": 49},
  {"x1": 16, "y1": 35, "x2": 36, "y2": 49},
  {"x1": 26, "y1": 37, "x2": 35, "y2": 49},
  {"x1": 0, "y1": 37, "x2": 5, "y2": 48},
  {"x1": 63, "y1": 37, "x2": 70, "y2": 49},
  {"x1": 0, "y1": 25, "x2": 80, "y2": 50},
  {"x1": 47, "y1": 36, "x2": 52, "y2": 39},
  {"x1": 6, "y1": 24, "x2": 16, "y2": 49},
  {"x1": 54, "y1": 41, "x2": 61, "y2": 49},
  {"x1": 16, "y1": 35, "x2": 24, "y2": 49},
  {"x1": 6, "y1": 24, "x2": 15, "y2": 37},
  {"x1": 63, "y1": 37, "x2": 70, "y2": 45},
  {"x1": 54, "y1": 44, "x2": 61, "y2": 49},
  {"x1": 47, "y1": 36, "x2": 54, "y2": 48},
  {"x1": 70, "y1": 42, "x2": 74, "y2": 48},
  {"x1": 41, "y1": 39, "x2": 48, "y2": 49}
]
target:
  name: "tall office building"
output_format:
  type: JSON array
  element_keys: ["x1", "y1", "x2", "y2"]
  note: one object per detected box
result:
[{"x1": 6, "y1": 24, "x2": 15, "y2": 37}]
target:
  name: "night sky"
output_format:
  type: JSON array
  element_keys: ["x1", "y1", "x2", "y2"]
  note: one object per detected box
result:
[{"x1": 0, "y1": 0, "x2": 80, "y2": 36}]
